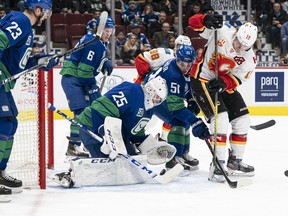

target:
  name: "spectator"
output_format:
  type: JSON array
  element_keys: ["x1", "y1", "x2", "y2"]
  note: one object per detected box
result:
[
  {"x1": 198, "y1": 0, "x2": 214, "y2": 14},
  {"x1": 171, "y1": 15, "x2": 181, "y2": 36},
  {"x1": 281, "y1": 21, "x2": 288, "y2": 56},
  {"x1": 52, "y1": 0, "x2": 69, "y2": 13},
  {"x1": 195, "y1": 48, "x2": 203, "y2": 59},
  {"x1": 148, "y1": 10, "x2": 167, "y2": 38},
  {"x1": 279, "y1": 52, "x2": 288, "y2": 65},
  {"x1": 127, "y1": 22, "x2": 151, "y2": 51},
  {"x1": 183, "y1": 2, "x2": 201, "y2": 31},
  {"x1": 115, "y1": 30, "x2": 127, "y2": 65},
  {"x1": 121, "y1": 0, "x2": 142, "y2": 26},
  {"x1": 17, "y1": 0, "x2": 25, "y2": 12},
  {"x1": 106, "y1": 0, "x2": 125, "y2": 14},
  {"x1": 141, "y1": 4, "x2": 159, "y2": 29},
  {"x1": 266, "y1": 2, "x2": 288, "y2": 49},
  {"x1": 158, "y1": 0, "x2": 177, "y2": 16},
  {"x1": 90, "y1": 0, "x2": 107, "y2": 12},
  {"x1": 86, "y1": 9, "x2": 101, "y2": 33},
  {"x1": 153, "y1": 22, "x2": 174, "y2": 48},
  {"x1": 122, "y1": 33, "x2": 142, "y2": 65},
  {"x1": 139, "y1": 0, "x2": 158, "y2": 13},
  {"x1": 0, "y1": 7, "x2": 6, "y2": 18},
  {"x1": 167, "y1": 35, "x2": 175, "y2": 49}
]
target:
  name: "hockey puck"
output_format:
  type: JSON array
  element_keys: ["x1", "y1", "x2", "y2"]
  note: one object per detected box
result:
[
  {"x1": 284, "y1": 170, "x2": 288, "y2": 177},
  {"x1": 160, "y1": 169, "x2": 166, "y2": 175}
]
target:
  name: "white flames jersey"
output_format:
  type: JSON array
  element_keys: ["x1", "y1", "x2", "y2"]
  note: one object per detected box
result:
[
  {"x1": 143, "y1": 48, "x2": 175, "y2": 71},
  {"x1": 190, "y1": 22, "x2": 257, "y2": 90}
]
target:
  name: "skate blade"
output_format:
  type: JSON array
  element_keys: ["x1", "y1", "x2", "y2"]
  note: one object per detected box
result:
[{"x1": 227, "y1": 169, "x2": 255, "y2": 177}]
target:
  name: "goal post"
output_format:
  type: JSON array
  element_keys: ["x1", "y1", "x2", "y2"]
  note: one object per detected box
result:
[{"x1": 7, "y1": 69, "x2": 54, "y2": 189}]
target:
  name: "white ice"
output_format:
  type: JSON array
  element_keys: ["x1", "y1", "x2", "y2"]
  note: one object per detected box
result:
[{"x1": 2, "y1": 116, "x2": 287, "y2": 216}]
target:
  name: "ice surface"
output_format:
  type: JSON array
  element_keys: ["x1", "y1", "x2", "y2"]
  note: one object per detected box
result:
[{"x1": 2, "y1": 116, "x2": 287, "y2": 216}]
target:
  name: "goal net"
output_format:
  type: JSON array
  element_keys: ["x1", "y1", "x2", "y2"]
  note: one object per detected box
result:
[{"x1": 7, "y1": 69, "x2": 54, "y2": 189}]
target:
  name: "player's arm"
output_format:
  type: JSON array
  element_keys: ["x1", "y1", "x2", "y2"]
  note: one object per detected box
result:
[{"x1": 134, "y1": 53, "x2": 150, "y2": 84}]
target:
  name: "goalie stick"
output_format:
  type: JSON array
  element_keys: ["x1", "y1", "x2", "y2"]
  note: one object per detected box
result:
[
  {"x1": 204, "y1": 139, "x2": 253, "y2": 188},
  {"x1": 47, "y1": 103, "x2": 183, "y2": 184},
  {"x1": 1, "y1": 11, "x2": 108, "y2": 86},
  {"x1": 250, "y1": 120, "x2": 276, "y2": 130}
]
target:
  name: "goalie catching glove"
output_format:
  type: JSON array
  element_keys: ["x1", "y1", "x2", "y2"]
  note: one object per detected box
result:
[{"x1": 137, "y1": 134, "x2": 176, "y2": 165}]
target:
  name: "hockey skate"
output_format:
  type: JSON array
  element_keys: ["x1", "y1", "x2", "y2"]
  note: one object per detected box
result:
[
  {"x1": 0, "y1": 186, "x2": 12, "y2": 203},
  {"x1": 182, "y1": 153, "x2": 199, "y2": 171},
  {"x1": 208, "y1": 162, "x2": 226, "y2": 183},
  {"x1": 166, "y1": 155, "x2": 199, "y2": 176},
  {"x1": 227, "y1": 149, "x2": 255, "y2": 177},
  {"x1": 49, "y1": 170, "x2": 75, "y2": 188},
  {"x1": 0, "y1": 170, "x2": 22, "y2": 193},
  {"x1": 66, "y1": 143, "x2": 90, "y2": 158}
]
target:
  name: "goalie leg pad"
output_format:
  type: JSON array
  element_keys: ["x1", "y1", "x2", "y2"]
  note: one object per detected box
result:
[
  {"x1": 69, "y1": 155, "x2": 148, "y2": 187},
  {"x1": 138, "y1": 134, "x2": 176, "y2": 165},
  {"x1": 101, "y1": 116, "x2": 127, "y2": 159}
]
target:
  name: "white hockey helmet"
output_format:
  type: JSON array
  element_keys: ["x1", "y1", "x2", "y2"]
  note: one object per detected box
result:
[
  {"x1": 236, "y1": 22, "x2": 258, "y2": 47},
  {"x1": 143, "y1": 77, "x2": 168, "y2": 110},
  {"x1": 175, "y1": 35, "x2": 191, "y2": 50}
]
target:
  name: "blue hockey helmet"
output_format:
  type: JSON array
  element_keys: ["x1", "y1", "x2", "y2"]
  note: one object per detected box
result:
[
  {"x1": 176, "y1": 45, "x2": 196, "y2": 63},
  {"x1": 96, "y1": 16, "x2": 115, "y2": 29},
  {"x1": 24, "y1": 0, "x2": 52, "y2": 11}
]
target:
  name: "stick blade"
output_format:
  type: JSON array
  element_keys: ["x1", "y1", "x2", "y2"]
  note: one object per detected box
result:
[
  {"x1": 250, "y1": 120, "x2": 276, "y2": 130},
  {"x1": 96, "y1": 11, "x2": 108, "y2": 37},
  {"x1": 229, "y1": 177, "x2": 253, "y2": 189},
  {"x1": 154, "y1": 164, "x2": 184, "y2": 184}
]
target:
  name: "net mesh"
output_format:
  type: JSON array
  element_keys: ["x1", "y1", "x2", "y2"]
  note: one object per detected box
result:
[{"x1": 7, "y1": 71, "x2": 41, "y2": 188}]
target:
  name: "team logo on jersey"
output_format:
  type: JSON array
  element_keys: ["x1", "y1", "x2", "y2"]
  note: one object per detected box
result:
[
  {"x1": 131, "y1": 118, "x2": 150, "y2": 135},
  {"x1": 234, "y1": 56, "x2": 245, "y2": 65},
  {"x1": 1, "y1": 105, "x2": 9, "y2": 112},
  {"x1": 26, "y1": 35, "x2": 32, "y2": 46},
  {"x1": 217, "y1": 39, "x2": 225, "y2": 47},
  {"x1": 136, "y1": 108, "x2": 144, "y2": 117},
  {"x1": 208, "y1": 52, "x2": 236, "y2": 75}
]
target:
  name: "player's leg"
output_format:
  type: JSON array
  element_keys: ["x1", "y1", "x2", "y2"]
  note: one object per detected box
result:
[
  {"x1": 223, "y1": 91, "x2": 255, "y2": 176},
  {"x1": 0, "y1": 91, "x2": 22, "y2": 201},
  {"x1": 61, "y1": 75, "x2": 90, "y2": 158}
]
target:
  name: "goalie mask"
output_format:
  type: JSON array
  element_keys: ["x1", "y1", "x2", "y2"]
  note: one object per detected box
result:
[{"x1": 143, "y1": 77, "x2": 168, "y2": 110}]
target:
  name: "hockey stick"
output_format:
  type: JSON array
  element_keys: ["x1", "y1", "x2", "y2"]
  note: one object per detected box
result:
[
  {"x1": 250, "y1": 119, "x2": 276, "y2": 130},
  {"x1": 204, "y1": 139, "x2": 253, "y2": 188},
  {"x1": 99, "y1": 70, "x2": 108, "y2": 94},
  {"x1": 1, "y1": 11, "x2": 108, "y2": 86},
  {"x1": 213, "y1": 30, "x2": 219, "y2": 165},
  {"x1": 47, "y1": 103, "x2": 183, "y2": 184}
]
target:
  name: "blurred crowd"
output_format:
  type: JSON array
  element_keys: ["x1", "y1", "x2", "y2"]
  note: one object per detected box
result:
[{"x1": 2, "y1": 0, "x2": 288, "y2": 65}]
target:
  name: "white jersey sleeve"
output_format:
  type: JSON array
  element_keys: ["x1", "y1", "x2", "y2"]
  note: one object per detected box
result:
[{"x1": 143, "y1": 48, "x2": 175, "y2": 71}]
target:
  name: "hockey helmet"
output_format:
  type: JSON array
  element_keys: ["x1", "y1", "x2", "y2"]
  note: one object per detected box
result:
[
  {"x1": 143, "y1": 77, "x2": 168, "y2": 110},
  {"x1": 24, "y1": 0, "x2": 52, "y2": 11},
  {"x1": 236, "y1": 22, "x2": 257, "y2": 47},
  {"x1": 175, "y1": 35, "x2": 192, "y2": 51},
  {"x1": 96, "y1": 16, "x2": 115, "y2": 29},
  {"x1": 176, "y1": 45, "x2": 196, "y2": 63}
]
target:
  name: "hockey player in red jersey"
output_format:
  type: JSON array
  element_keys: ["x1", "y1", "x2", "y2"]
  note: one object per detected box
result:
[{"x1": 188, "y1": 13, "x2": 257, "y2": 182}]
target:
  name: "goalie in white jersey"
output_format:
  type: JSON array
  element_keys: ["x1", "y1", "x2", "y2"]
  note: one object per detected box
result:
[{"x1": 188, "y1": 13, "x2": 257, "y2": 182}]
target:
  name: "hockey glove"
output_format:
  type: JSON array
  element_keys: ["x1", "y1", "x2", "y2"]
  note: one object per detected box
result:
[
  {"x1": 190, "y1": 117, "x2": 210, "y2": 140},
  {"x1": 83, "y1": 85, "x2": 101, "y2": 102},
  {"x1": 25, "y1": 52, "x2": 59, "y2": 71},
  {"x1": 203, "y1": 14, "x2": 223, "y2": 29},
  {"x1": 102, "y1": 59, "x2": 113, "y2": 75},
  {"x1": 207, "y1": 78, "x2": 226, "y2": 93},
  {"x1": 187, "y1": 98, "x2": 200, "y2": 115}
]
